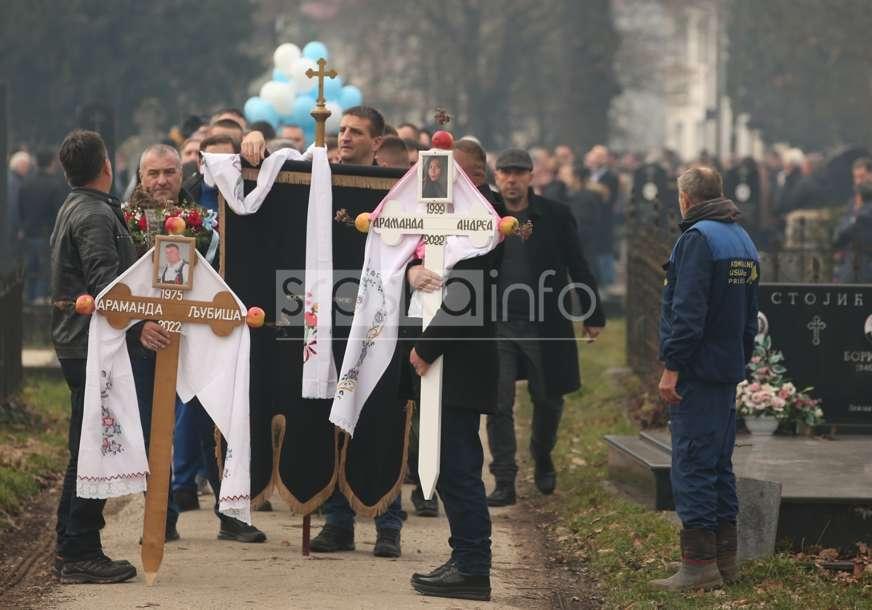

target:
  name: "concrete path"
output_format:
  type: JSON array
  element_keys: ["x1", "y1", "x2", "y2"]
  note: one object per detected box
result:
[{"x1": 44, "y1": 446, "x2": 553, "y2": 608}]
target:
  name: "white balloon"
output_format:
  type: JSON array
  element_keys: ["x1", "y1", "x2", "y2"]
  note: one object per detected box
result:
[
  {"x1": 325, "y1": 101, "x2": 343, "y2": 133},
  {"x1": 260, "y1": 81, "x2": 297, "y2": 116},
  {"x1": 273, "y1": 43, "x2": 301, "y2": 74},
  {"x1": 292, "y1": 58, "x2": 318, "y2": 93}
]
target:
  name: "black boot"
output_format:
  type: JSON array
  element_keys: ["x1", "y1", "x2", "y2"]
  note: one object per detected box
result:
[
  {"x1": 373, "y1": 527, "x2": 402, "y2": 558},
  {"x1": 412, "y1": 558, "x2": 455, "y2": 580},
  {"x1": 411, "y1": 562, "x2": 491, "y2": 601},
  {"x1": 310, "y1": 524, "x2": 355, "y2": 552},
  {"x1": 218, "y1": 516, "x2": 266, "y2": 543},
  {"x1": 59, "y1": 555, "x2": 137, "y2": 584},
  {"x1": 411, "y1": 485, "x2": 439, "y2": 517},
  {"x1": 717, "y1": 521, "x2": 738, "y2": 583},
  {"x1": 533, "y1": 453, "x2": 557, "y2": 495},
  {"x1": 486, "y1": 482, "x2": 516, "y2": 507}
]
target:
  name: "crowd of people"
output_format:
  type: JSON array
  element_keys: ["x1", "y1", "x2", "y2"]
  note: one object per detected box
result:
[{"x1": 12, "y1": 99, "x2": 870, "y2": 599}]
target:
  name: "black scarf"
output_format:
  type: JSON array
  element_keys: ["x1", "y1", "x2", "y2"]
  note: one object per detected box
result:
[{"x1": 679, "y1": 196, "x2": 740, "y2": 232}]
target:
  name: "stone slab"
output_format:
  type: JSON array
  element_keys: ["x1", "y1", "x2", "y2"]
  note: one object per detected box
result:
[{"x1": 736, "y1": 476, "x2": 782, "y2": 562}]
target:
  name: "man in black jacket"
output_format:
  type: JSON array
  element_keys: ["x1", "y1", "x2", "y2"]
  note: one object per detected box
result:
[
  {"x1": 407, "y1": 237, "x2": 502, "y2": 602},
  {"x1": 487, "y1": 149, "x2": 606, "y2": 507},
  {"x1": 50, "y1": 130, "x2": 137, "y2": 584}
]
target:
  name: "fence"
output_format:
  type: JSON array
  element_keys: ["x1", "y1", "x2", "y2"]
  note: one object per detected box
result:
[
  {"x1": 625, "y1": 202, "x2": 872, "y2": 381},
  {"x1": 0, "y1": 270, "x2": 23, "y2": 402}
]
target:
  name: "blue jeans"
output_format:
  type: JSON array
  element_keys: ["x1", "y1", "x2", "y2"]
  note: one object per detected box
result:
[
  {"x1": 130, "y1": 349, "x2": 180, "y2": 529},
  {"x1": 24, "y1": 236, "x2": 49, "y2": 302},
  {"x1": 669, "y1": 379, "x2": 738, "y2": 531},
  {"x1": 173, "y1": 397, "x2": 207, "y2": 493},
  {"x1": 323, "y1": 490, "x2": 404, "y2": 532},
  {"x1": 438, "y1": 408, "x2": 491, "y2": 576}
]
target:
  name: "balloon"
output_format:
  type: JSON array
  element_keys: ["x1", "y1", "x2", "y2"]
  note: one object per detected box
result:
[
  {"x1": 339, "y1": 85, "x2": 363, "y2": 110},
  {"x1": 272, "y1": 68, "x2": 289, "y2": 83},
  {"x1": 324, "y1": 75, "x2": 343, "y2": 101},
  {"x1": 273, "y1": 43, "x2": 301, "y2": 73},
  {"x1": 260, "y1": 81, "x2": 296, "y2": 116},
  {"x1": 325, "y1": 101, "x2": 342, "y2": 134},
  {"x1": 302, "y1": 41, "x2": 329, "y2": 61},
  {"x1": 292, "y1": 57, "x2": 317, "y2": 92},
  {"x1": 291, "y1": 96, "x2": 316, "y2": 128},
  {"x1": 244, "y1": 97, "x2": 280, "y2": 129}
]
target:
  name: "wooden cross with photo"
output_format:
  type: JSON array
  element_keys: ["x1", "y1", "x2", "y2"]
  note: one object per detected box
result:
[
  {"x1": 96, "y1": 235, "x2": 246, "y2": 584},
  {"x1": 372, "y1": 153, "x2": 495, "y2": 499}
]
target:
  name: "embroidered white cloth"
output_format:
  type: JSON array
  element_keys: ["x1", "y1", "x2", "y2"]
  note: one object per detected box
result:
[
  {"x1": 329, "y1": 164, "x2": 501, "y2": 435},
  {"x1": 76, "y1": 249, "x2": 253, "y2": 525},
  {"x1": 202, "y1": 148, "x2": 337, "y2": 399}
]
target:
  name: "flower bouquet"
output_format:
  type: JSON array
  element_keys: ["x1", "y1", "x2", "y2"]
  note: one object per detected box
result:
[
  {"x1": 122, "y1": 186, "x2": 218, "y2": 257},
  {"x1": 736, "y1": 335, "x2": 824, "y2": 434}
]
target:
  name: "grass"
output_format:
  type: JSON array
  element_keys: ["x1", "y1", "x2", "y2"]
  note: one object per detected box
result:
[
  {"x1": 515, "y1": 319, "x2": 872, "y2": 609},
  {"x1": 0, "y1": 372, "x2": 69, "y2": 528}
]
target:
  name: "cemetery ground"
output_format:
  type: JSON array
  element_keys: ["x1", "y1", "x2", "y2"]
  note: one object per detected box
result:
[
  {"x1": 2, "y1": 322, "x2": 871, "y2": 608},
  {"x1": 520, "y1": 319, "x2": 872, "y2": 608}
]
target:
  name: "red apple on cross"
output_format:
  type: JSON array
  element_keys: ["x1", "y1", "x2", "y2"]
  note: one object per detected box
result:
[
  {"x1": 164, "y1": 216, "x2": 187, "y2": 235},
  {"x1": 75, "y1": 294, "x2": 96, "y2": 315},
  {"x1": 431, "y1": 130, "x2": 454, "y2": 150},
  {"x1": 246, "y1": 306, "x2": 265, "y2": 328}
]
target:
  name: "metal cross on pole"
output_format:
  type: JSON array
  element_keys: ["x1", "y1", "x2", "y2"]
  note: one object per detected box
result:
[
  {"x1": 372, "y1": 155, "x2": 495, "y2": 499},
  {"x1": 306, "y1": 58, "x2": 338, "y2": 148},
  {"x1": 95, "y1": 236, "x2": 246, "y2": 585}
]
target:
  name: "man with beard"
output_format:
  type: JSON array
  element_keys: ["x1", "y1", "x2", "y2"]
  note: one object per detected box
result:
[{"x1": 652, "y1": 167, "x2": 759, "y2": 591}]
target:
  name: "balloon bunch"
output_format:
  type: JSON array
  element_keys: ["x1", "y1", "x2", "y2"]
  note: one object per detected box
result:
[{"x1": 244, "y1": 41, "x2": 363, "y2": 142}]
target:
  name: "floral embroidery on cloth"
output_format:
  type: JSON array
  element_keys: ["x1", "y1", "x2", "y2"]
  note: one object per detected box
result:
[
  {"x1": 302, "y1": 292, "x2": 319, "y2": 363},
  {"x1": 99, "y1": 371, "x2": 124, "y2": 456},
  {"x1": 335, "y1": 268, "x2": 387, "y2": 397}
]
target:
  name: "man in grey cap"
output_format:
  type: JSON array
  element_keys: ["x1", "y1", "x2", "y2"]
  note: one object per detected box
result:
[{"x1": 486, "y1": 148, "x2": 606, "y2": 507}]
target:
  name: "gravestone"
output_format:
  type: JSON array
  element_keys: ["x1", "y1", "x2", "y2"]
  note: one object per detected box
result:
[
  {"x1": 736, "y1": 476, "x2": 782, "y2": 562},
  {"x1": 758, "y1": 284, "x2": 872, "y2": 426}
]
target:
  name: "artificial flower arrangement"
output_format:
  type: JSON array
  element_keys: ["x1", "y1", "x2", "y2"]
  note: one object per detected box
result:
[
  {"x1": 736, "y1": 334, "x2": 824, "y2": 427},
  {"x1": 122, "y1": 186, "x2": 218, "y2": 256}
]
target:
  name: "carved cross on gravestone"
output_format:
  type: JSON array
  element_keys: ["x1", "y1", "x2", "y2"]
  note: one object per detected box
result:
[
  {"x1": 95, "y1": 235, "x2": 245, "y2": 584},
  {"x1": 807, "y1": 315, "x2": 826, "y2": 347}
]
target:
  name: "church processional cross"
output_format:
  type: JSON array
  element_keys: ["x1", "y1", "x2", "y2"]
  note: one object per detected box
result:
[{"x1": 306, "y1": 58, "x2": 338, "y2": 149}]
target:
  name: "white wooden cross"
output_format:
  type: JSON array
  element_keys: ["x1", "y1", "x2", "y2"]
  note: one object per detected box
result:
[{"x1": 371, "y1": 156, "x2": 495, "y2": 499}]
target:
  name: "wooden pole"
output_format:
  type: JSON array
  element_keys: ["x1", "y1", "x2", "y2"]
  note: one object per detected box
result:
[
  {"x1": 142, "y1": 332, "x2": 181, "y2": 585},
  {"x1": 302, "y1": 514, "x2": 311, "y2": 556}
]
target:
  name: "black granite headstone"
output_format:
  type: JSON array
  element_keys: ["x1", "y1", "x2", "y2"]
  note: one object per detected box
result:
[{"x1": 759, "y1": 284, "x2": 872, "y2": 426}]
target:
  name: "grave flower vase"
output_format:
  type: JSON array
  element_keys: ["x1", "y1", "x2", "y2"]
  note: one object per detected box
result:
[{"x1": 745, "y1": 414, "x2": 780, "y2": 436}]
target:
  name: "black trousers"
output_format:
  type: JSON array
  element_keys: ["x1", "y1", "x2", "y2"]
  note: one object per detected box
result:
[
  {"x1": 56, "y1": 358, "x2": 106, "y2": 561},
  {"x1": 437, "y1": 407, "x2": 491, "y2": 575},
  {"x1": 486, "y1": 320, "x2": 564, "y2": 485}
]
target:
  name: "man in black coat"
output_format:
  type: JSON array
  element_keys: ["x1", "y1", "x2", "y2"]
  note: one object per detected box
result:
[
  {"x1": 487, "y1": 149, "x2": 606, "y2": 507},
  {"x1": 406, "y1": 235, "x2": 502, "y2": 602}
]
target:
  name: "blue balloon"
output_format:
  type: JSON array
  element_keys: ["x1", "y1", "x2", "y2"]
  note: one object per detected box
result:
[
  {"x1": 324, "y1": 76, "x2": 343, "y2": 100},
  {"x1": 302, "y1": 41, "x2": 329, "y2": 61},
  {"x1": 339, "y1": 85, "x2": 363, "y2": 110},
  {"x1": 272, "y1": 68, "x2": 289, "y2": 83},
  {"x1": 290, "y1": 96, "x2": 316, "y2": 129},
  {"x1": 244, "y1": 96, "x2": 280, "y2": 129}
]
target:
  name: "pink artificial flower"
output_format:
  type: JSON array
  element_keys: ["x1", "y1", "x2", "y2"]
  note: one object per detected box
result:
[{"x1": 304, "y1": 312, "x2": 318, "y2": 327}]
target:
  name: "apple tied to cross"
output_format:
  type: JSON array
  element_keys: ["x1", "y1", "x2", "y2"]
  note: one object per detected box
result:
[
  {"x1": 246, "y1": 306, "x2": 266, "y2": 328},
  {"x1": 75, "y1": 294, "x2": 96, "y2": 315},
  {"x1": 164, "y1": 216, "x2": 187, "y2": 235},
  {"x1": 431, "y1": 130, "x2": 454, "y2": 150},
  {"x1": 498, "y1": 216, "x2": 520, "y2": 237}
]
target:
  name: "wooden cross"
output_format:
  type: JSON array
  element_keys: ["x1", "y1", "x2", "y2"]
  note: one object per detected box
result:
[
  {"x1": 306, "y1": 57, "x2": 338, "y2": 147},
  {"x1": 371, "y1": 157, "x2": 496, "y2": 499},
  {"x1": 95, "y1": 236, "x2": 245, "y2": 585}
]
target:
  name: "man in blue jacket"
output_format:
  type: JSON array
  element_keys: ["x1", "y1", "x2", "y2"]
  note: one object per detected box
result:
[{"x1": 652, "y1": 166, "x2": 759, "y2": 591}]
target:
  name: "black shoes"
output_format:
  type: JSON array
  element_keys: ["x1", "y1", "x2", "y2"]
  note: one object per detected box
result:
[
  {"x1": 138, "y1": 523, "x2": 181, "y2": 544},
  {"x1": 253, "y1": 499, "x2": 273, "y2": 512},
  {"x1": 218, "y1": 517, "x2": 267, "y2": 543},
  {"x1": 411, "y1": 562, "x2": 491, "y2": 601},
  {"x1": 310, "y1": 524, "x2": 355, "y2": 552},
  {"x1": 373, "y1": 527, "x2": 402, "y2": 558},
  {"x1": 411, "y1": 486, "x2": 439, "y2": 517},
  {"x1": 173, "y1": 488, "x2": 200, "y2": 512},
  {"x1": 486, "y1": 483, "x2": 516, "y2": 507},
  {"x1": 412, "y1": 558, "x2": 455, "y2": 580},
  {"x1": 534, "y1": 454, "x2": 557, "y2": 495},
  {"x1": 58, "y1": 555, "x2": 137, "y2": 584}
]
